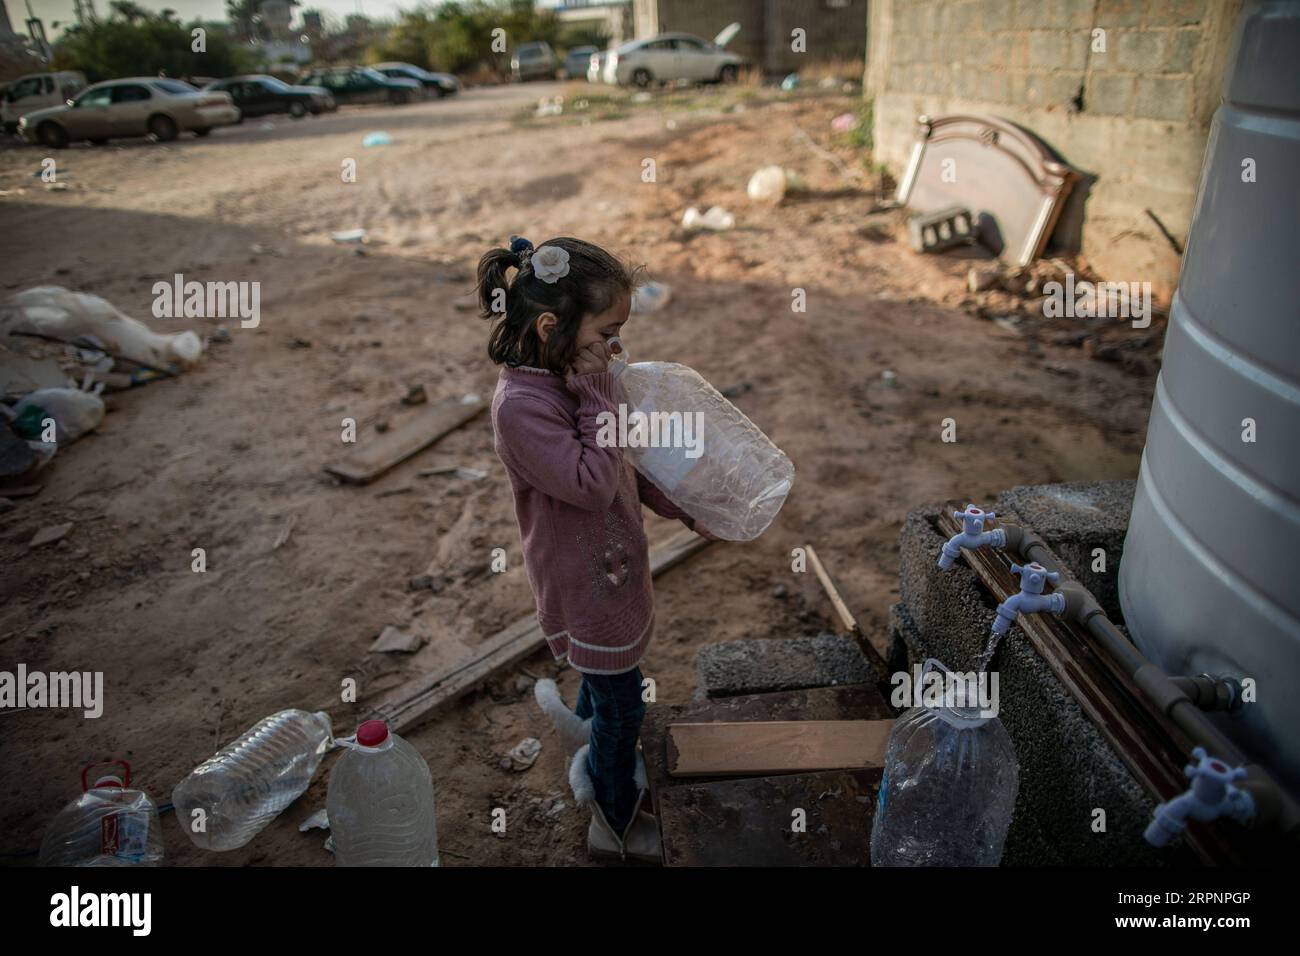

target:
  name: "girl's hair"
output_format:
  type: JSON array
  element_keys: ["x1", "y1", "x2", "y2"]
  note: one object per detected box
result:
[{"x1": 477, "y1": 236, "x2": 640, "y2": 372}]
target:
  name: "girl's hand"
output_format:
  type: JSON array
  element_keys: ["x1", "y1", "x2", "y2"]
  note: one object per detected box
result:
[{"x1": 567, "y1": 340, "x2": 610, "y2": 378}]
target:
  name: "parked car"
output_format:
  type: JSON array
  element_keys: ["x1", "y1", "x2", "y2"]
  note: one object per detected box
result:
[
  {"x1": 204, "y1": 75, "x2": 335, "y2": 119},
  {"x1": 18, "y1": 78, "x2": 238, "y2": 148},
  {"x1": 2, "y1": 71, "x2": 87, "y2": 133},
  {"x1": 562, "y1": 45, "x2": 598, "y2": 81},
  {"x1": 603, "y1": 24, "x2": 742, "y2": 87},
  {"x1": 371, "y1": 62, "x2": 461, "y2": 98},
  {"x1": 511, "y1": 42, "x2": 558, "y2": 82},
  {"x1": 297, "y1": 67, "x2": 421, "y2": 105}
]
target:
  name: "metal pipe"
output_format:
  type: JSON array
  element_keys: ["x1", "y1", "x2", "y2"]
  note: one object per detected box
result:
[{"x1": 1000, "y1": 524, "x2": 1300, "y2": 837}]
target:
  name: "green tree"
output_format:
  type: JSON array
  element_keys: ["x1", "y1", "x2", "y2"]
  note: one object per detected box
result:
[{"x1": 52, "y1": 10, "x2": 259, "y2": 82}]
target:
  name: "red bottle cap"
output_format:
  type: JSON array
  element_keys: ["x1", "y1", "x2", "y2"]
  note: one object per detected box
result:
[{"x1": 356, "y1": 720, "x2": 389, "y2": 747}]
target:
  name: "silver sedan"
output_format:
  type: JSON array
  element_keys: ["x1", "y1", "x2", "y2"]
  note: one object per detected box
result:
[{"x1": 19, "y1": 77, "x2": 239, "y2": 148}]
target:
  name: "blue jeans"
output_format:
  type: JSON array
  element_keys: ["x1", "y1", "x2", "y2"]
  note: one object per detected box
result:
[{"x1": 575, "y1": 667, "x2": 646, "y2": 834}]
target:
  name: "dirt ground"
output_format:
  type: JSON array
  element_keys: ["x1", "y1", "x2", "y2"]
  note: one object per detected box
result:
[{"x1": 0, "y1": 81, "x2": 1160, "y2": 866}]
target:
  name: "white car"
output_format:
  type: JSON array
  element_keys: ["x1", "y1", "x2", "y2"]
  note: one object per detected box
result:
[
  {"x1": 18, "y1": 78, "x2": 239, "y2": 148},
  {"x1": 602, "y1": 23, "x2": 742, "y2": 87}
]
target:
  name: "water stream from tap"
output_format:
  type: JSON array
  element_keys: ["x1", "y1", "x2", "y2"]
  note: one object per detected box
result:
[{"x1": 976, "y1": 631, "x2": 1003, "y2": 674}]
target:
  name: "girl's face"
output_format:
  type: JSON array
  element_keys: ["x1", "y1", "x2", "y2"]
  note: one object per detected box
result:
[
  {"x1": 535, "y1": 291, "x2": 631, "y2": 368},
  {"x1": 574, "y1": 292, "x2": 630, "y2": 357}
]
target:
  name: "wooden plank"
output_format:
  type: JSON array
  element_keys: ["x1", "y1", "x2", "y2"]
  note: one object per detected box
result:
[
  {"x1": 937, "y1": 504, "x2": 1245, "y2": 865},
  {"x1": 806, "y1": 544, "x2": 859, "y2": 635},
  {"x1": 658, "y1": 769, "x2": 880, "y2": 867},
  {"x1": 324, "y1": 394, "x2": 486, "y2": 484},
  {"x1": 642, "y1": 685, "x2": 893, "y2": 804},
  {"x1": 666, "y1": 719, "x2": 893, "y2": 777},
  {"x1": 370, "y1": 528, "x2": 713, "y2": 734}
]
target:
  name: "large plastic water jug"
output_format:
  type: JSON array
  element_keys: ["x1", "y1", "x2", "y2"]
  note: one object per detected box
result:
[
  {"x1": 172, "y1": 708, "x2": 333, "y2": 851},
  {"x1": 327, "y1": 720, "x2": 439, "y2": 866},
  {"x1": 870, "y1": 660, "x2": 1019, "y2": 866},
  {"x1": 39, "y1": 760, "x2": 164, "y2": 866},
  {"x1": 606, "y1": 338, "x2": 793, "y2": 540}
]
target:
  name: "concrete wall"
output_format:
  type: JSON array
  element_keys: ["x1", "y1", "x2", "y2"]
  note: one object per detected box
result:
[
  {"x1": 634, "y1": 0, "x2": 867, "y2": 74},
  {"x1": 867, "y1": 0, "x2": 1243, "y2": 298}
]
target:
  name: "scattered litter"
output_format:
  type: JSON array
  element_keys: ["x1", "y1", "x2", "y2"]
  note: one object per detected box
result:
[
  {"x1": 535, "y1": 96, "x2": 564, "y2": 117},
  {"x1": 780, "y1": 73, "x2": 800, "y2": 91},
  {"x1": 272, "y1": 514, "x2": 297, "y2": 550},
  {"x1": 12, "y1": 387, "x2": 105, "y2": 445},
  {"x1": 298, "y1": 809, "x2": 329, "y2": 832},
  {"x1": 881, "y1": 370, "x2": 898, "y2": 388},
  {"x1": 632, "y1": 281, "x2": 672, "y2": 314},
  {"x1": 30, "y1": 523, "x2": 73, "y2": 548},
  {"x1": 260, "y1": 122, "x2": 275, "y2": 131},
  {"x1": 632, "y1": 91, "x2": 653, "y2": 104},
  {"x1": 369, "y1": 625, "x2": 425, "y2": 654},
  {"x1": 250, "y1": 243, "x2": 280, "y2": 256},
  {"x1": 401, "y1": 383, "x2": 427, "y2": 406},
  {"x1": 44, "y1": 182, "x2": 70, "y2": 192},
  {"x1": 747, "y1": 165, "x2": 801, "y2": 205},
  {"x1": 967, "y1": 263, "x2": 1002, "y2": 293},
  {"x1": 331, "y1": 229, "x2": 368, "y2": 244},
  {"x1": 993, "y1": 315, "x2": 1021, "y2": 334},
  {"x1": 362, "y1": 131, "x2": 392, "y2": 147},
  {"x1": 682, "y1": 206, "x2": 735, "y2": 232},
  {"x1": 0, "y1": 352, "x2": 66, "y2": 400},
  {"x1": 831, "y1": 112, "x2": 857, "y2": 133},
  {"x1": 2, "y1": 287, "x2": 202, "y2": 369},
  {"x1": 502, "y1": 737, "x2": 542, "y2": 772}
]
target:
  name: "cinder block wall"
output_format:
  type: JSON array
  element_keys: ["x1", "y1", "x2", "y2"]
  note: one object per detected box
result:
[{"x1": 867, "y1": 0, "x2": 1243, "y2": 299}]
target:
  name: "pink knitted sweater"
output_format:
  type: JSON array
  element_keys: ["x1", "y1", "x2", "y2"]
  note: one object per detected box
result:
[{"x1": 492, "y1": 365, "x2": 696, "y2": 674}]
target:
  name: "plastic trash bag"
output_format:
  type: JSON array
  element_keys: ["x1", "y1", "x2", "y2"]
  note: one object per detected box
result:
[
  {"x1": 13, "y1": 387, "x2": 105, "y2": 444},
  {"x1": 2, "y1": 287, "x2": 202, "y2": 368}
]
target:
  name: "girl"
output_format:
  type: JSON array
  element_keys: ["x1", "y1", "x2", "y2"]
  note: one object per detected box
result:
[{"x1": 478, "y1": 235, "x2": 705, "y2": 864}]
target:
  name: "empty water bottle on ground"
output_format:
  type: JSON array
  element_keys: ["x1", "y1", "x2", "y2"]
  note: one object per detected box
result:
[
  {"x1": 327, "y1": 719, "x2": 439, "y2": 866},
  {"x1": 606, "y1": 337, "x2": 794, "y2": 541},
  {"x1": 870, "y1": 659, "x2": 1019, "y2": 866},
  {"x1": 172, "y1": 708, "x2": 333, "y2": 851},
  {"x1": 39, "y1": 760, "x2": 164, "y2": 866}
]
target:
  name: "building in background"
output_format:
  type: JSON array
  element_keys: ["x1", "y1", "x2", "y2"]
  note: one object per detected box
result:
[
  {"x1": 867, "y1": 0, "x2": 1242, "y2": 296},
  {"x1": 554, "y1": 1, "x2": 633, "y2": 46},
  {"x1": 632, "y1": 0, "x2": 866, "y2": 74}
]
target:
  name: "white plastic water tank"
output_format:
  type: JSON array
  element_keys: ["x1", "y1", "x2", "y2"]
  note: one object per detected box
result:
[{"x1": 1119, "y1": 1, "x2": 1300, "y2": 795}]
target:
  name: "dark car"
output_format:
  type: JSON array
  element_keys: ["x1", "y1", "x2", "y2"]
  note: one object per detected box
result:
[
  {"x1": 297, "y1": 67, "x2": 420, "y2": 106},
  {"x1": 371, "y1": 63, "x2": 461, "y2": 98},
  {"x1": 204, "y1": 75, "x2": 335, "y2": 119}
]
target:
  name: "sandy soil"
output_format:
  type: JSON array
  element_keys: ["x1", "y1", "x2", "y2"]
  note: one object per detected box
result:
[{"x1": 0, "y1": 81, "x2": 1160, "y2": 866}]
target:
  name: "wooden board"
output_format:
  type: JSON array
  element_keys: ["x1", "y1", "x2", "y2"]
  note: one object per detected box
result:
[
  {"x1": 657, "y1": 769, "x2": 881, "y2": 867},
  {"x1": 369, "y1": 528, "x2": 712, "y2": 734},
  {"x1": 641, "y1": 685, "x2": 893, "y2": 803},
  {"x1": 667, "y1": 719, "x2": 892, "y2": 777},
  {"x1": 324, "y1": 394, "x2": 486, "y2": 484}
]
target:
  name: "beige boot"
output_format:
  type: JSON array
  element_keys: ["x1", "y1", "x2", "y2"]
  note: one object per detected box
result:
[{"x1": 569, "y1": 744, "x2": 662, "y2": 865}]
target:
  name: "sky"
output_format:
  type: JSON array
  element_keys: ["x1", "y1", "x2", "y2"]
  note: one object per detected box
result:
[{"x1": 7, "y1": 0, "x2": 566, "y2": 39}]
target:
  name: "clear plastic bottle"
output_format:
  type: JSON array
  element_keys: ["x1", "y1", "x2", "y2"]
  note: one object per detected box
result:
[
  {"x1": 39, "y1": 760, "x2": 164, "y2": 867},
  {"x1": 172, "y1": 708, "x2": 333, "y2": 851},
  {"x1": 327, "y1": 720, "x2": 439, "y2": 867},
  {"x1": 870, "y1": 660, "x2": 1019, "y2": 866},
  {"x1": 607, "y1": 339, "x2": 794, "y2": 541}
]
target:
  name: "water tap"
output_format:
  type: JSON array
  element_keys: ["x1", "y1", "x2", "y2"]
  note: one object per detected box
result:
[
  {"x1": 1145, "y1": 748, "x2": 1255, "y2": 847},
  {"x1": 991, "y1": 562, "x2": 1066, "y2": 635},
  {"x1": 939, "y1": 504, "x2": 1007, "y2": 570}
]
